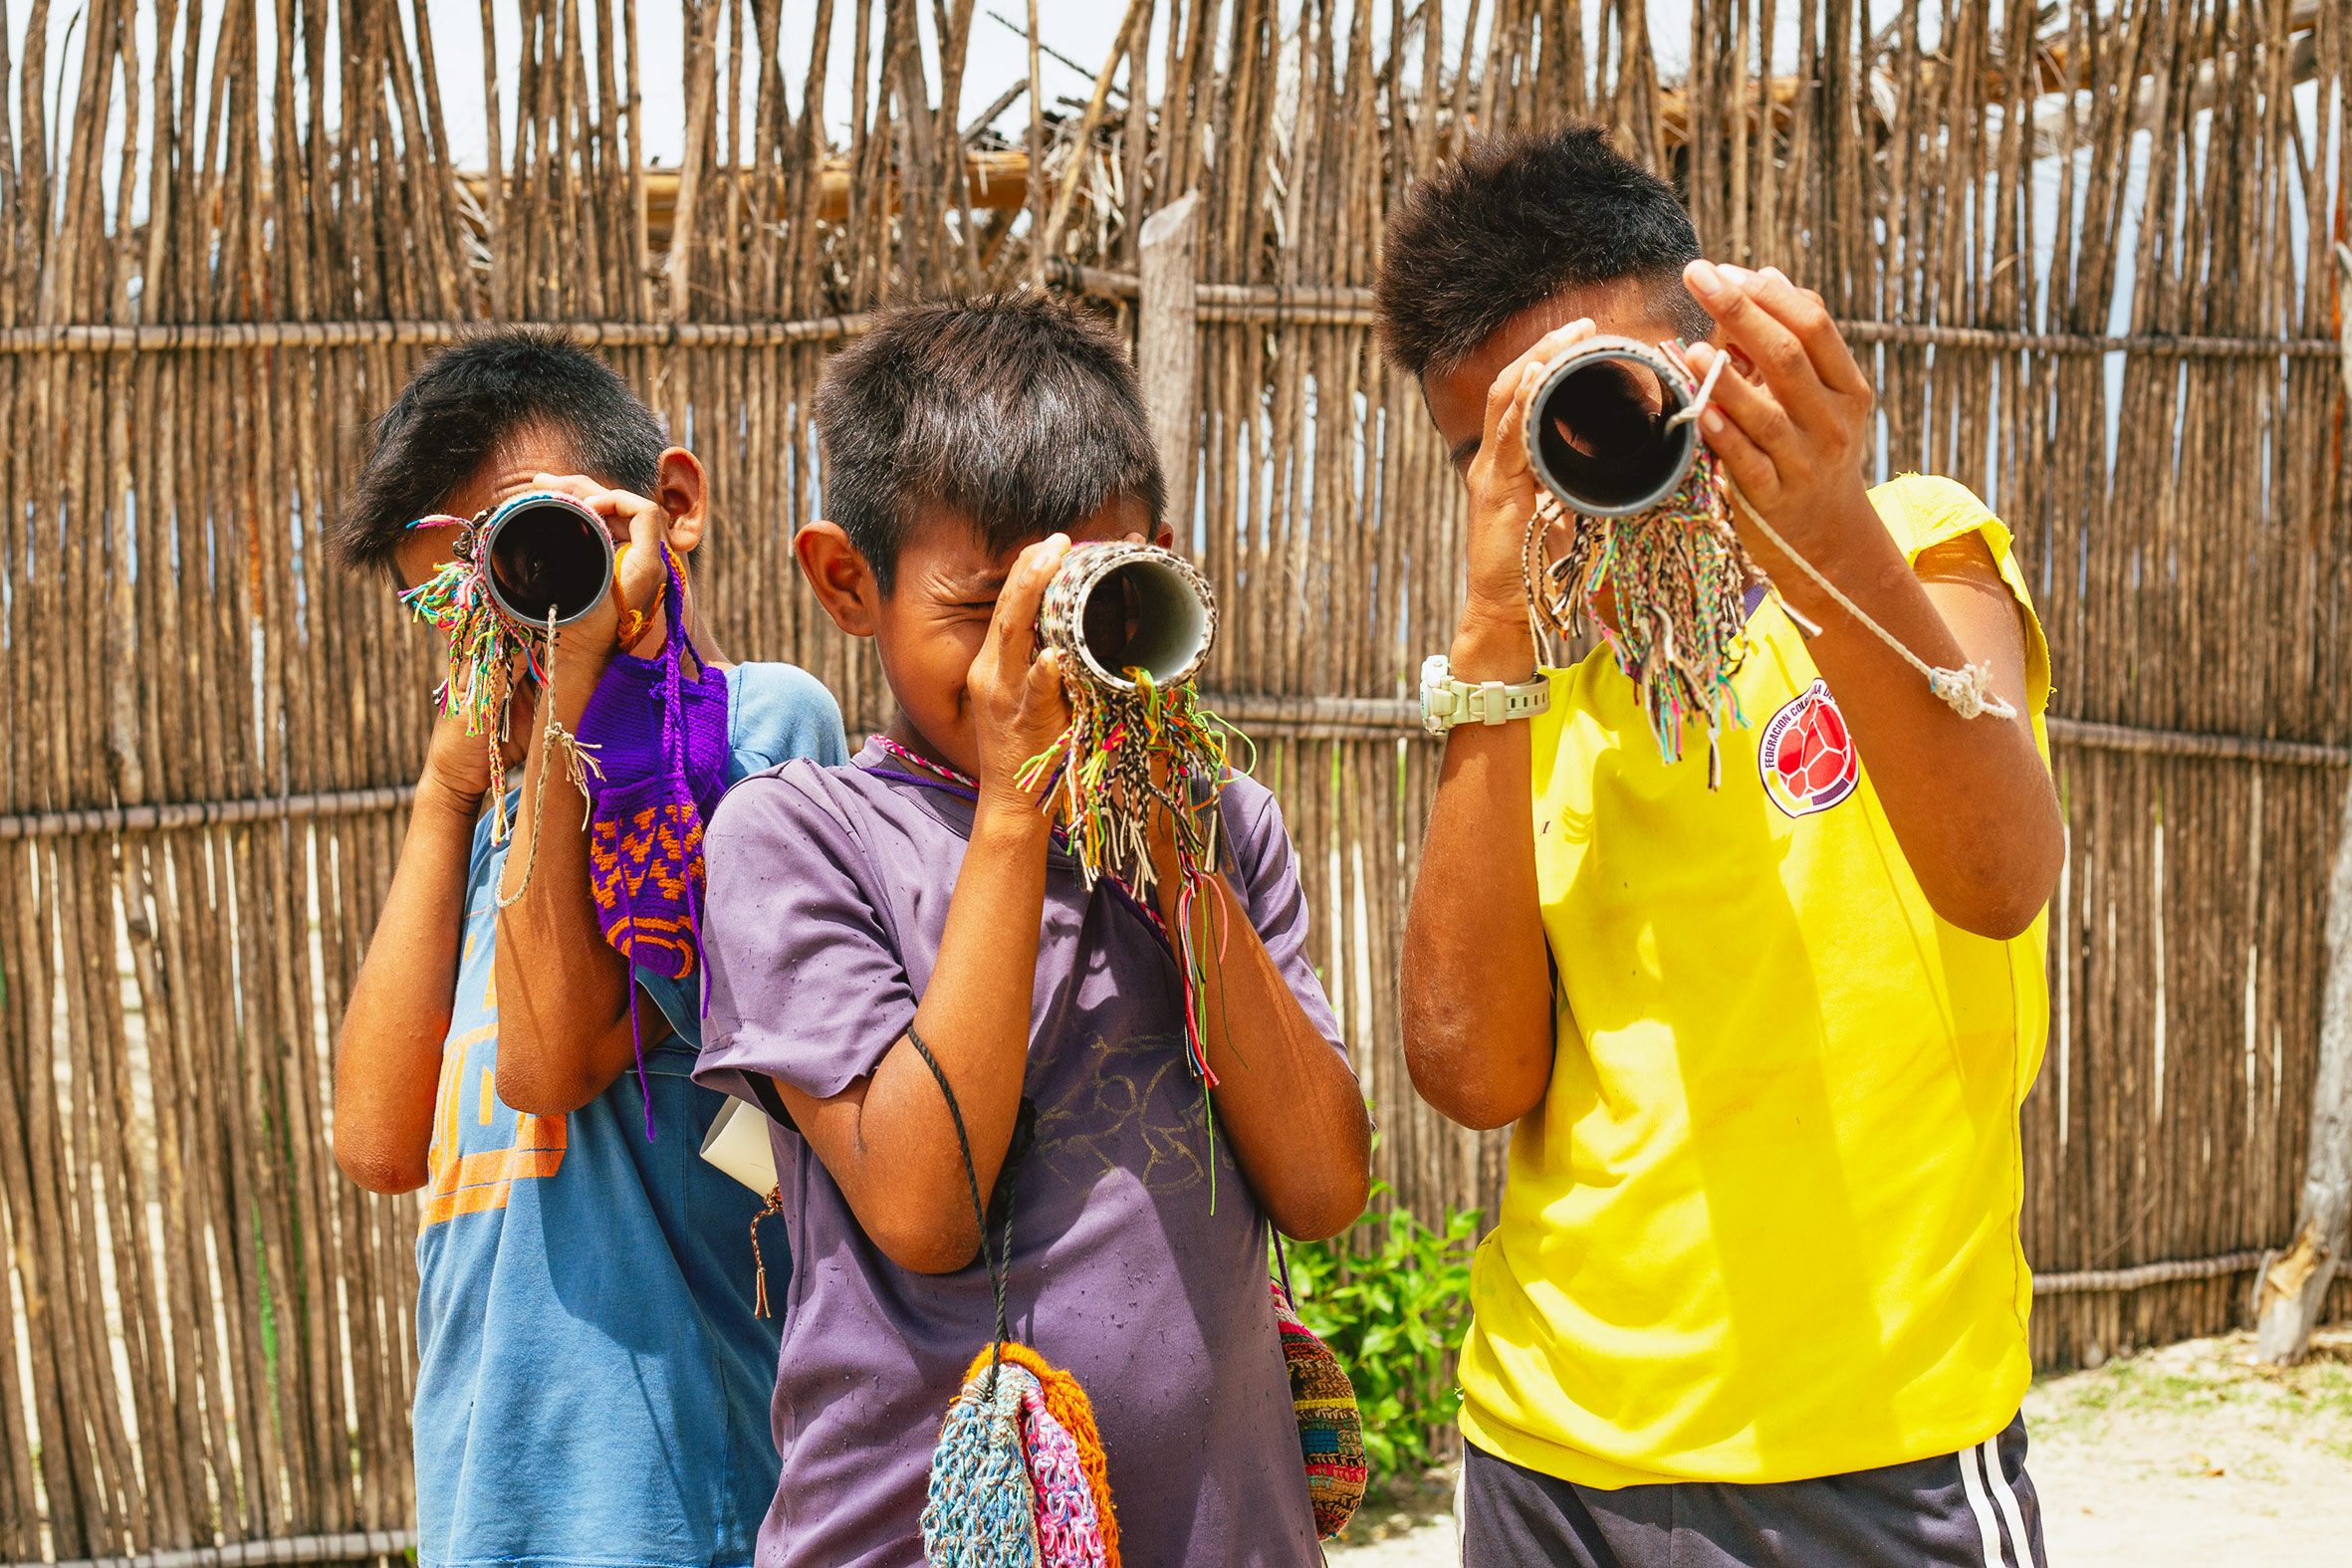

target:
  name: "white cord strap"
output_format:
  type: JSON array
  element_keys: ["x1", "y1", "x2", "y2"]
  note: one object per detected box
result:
[
  {"x1": 1723, "y1": 483, "x2": 2016, "y2": 723},
  {"x1": 1674, "y1": 361, "x2": 2018, "y2": 725},
  {"x1": 496, "y1": 610, "x2": 604, "y2": 910}
]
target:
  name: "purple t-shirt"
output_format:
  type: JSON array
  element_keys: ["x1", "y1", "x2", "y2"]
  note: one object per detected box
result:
[{"x1": 695, "y1": 738, "x2": 1344, "y2": 1568}]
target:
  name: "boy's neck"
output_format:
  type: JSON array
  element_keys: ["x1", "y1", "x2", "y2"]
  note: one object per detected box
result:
[{"x1": 879, "y1": 714, "x2": 969, "y2": 783}]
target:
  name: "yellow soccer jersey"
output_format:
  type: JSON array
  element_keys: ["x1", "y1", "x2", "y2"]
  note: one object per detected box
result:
[{"x1": 1457, "y1": 475, "x2": 2053, "y2": 1489}]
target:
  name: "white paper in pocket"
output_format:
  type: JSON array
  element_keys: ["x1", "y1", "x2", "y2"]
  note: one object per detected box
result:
[{"x1": 700, "y1": 1096, "x2": 780, "y2": 1196}]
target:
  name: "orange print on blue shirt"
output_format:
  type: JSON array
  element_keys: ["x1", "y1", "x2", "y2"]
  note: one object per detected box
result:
[{"x1": 423, "y1": 1022, "x2": 566, "y2": 1227}]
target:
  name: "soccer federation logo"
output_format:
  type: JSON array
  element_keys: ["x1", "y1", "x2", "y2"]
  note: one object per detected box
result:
[{"x1": 1758, "y1": 679, "x2": 1860, "y2": 817}]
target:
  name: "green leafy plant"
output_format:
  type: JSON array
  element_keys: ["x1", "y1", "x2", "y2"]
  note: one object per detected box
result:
[{"x1": 1279, "y1": 1181, "x2": 1480, "y2": 1479}]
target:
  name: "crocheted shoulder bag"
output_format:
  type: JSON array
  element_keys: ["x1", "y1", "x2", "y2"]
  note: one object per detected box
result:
[
  {"x1": 1272, "y1": 1232, "x2": 1367, "y2": 1539},
  {"x1": 908, "y1": 1026, "x2": 1120, "y2": 1568}
]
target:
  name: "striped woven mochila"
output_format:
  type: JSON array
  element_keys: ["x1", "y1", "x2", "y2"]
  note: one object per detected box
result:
[{"x1": 1271, "y1": 1278, "x2": 1366, "y2": 1538}]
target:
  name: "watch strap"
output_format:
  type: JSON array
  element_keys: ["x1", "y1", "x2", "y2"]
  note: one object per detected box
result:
[
  {"x1": 1420, "y1": 656, "x2": 1550, "y2": 733},
  {"x1": 1455, "y1": 677, "x2": 1550, "y2": 726}
]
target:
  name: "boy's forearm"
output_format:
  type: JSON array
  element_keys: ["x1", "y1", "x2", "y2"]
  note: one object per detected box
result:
[
  {"x1": 334, "y1": 775, "x2": 479, "y2": 1193},
  {"x1": 828, "y1": 798, "x2": 1051, "y2": 1273},
  {"x1": 1759, "y1": 515, "x2": 2061, "y2": 939},
  {"x1": 1400, "y1": 613, "x2": 1557, "y2": 1131},
  {"x1": 492, "y1": 649, "x2": 650, "y2": 1115},
  {"x1": 1679, "y1": 265, "x2": 2059, "y2": 937},
  {"x1": 1165, "y1": 873, "x2": 1371, "y2": 1241}
]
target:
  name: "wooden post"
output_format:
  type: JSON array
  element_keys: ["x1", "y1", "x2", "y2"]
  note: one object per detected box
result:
[
  {"x1": 1025, "y1": 0, "x2": 1045, "y2": 287},
  {"x1": 1137, "y1": 190, "x2": 1201, "y2": 532},
  {"x1": 2256, "y1": 240, "x2": 2352, "y2": 1366}
]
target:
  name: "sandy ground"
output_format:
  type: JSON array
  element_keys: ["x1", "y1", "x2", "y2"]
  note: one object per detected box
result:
[
  {"x1": 1325, "y1": 1327, "x2": 2352, "y2": 1566},
  {"x1": 2025, "y1": 1326, "x2": 2352, "y2": 1566}
]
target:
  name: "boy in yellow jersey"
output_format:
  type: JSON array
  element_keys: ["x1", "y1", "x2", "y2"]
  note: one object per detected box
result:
[{"x1": 1376, "y1": 126, "x2": 2064, "y2": 1567}]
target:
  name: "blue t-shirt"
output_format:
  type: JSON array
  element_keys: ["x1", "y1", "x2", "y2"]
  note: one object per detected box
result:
[{"x1": 414, "y1": 662, "x2": 846, "y2": 1568}]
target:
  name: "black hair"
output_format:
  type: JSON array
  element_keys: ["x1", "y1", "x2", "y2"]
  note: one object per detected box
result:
[
  {"x1": 334, "y1": 326, "x2": 665, "y2": 574},
  {"x1": 1376, "y1": 124, "x2": 1715, "y2": 379},
  {"x1": 814, "y1": 293, "x2": 1165, "y2": 593}
]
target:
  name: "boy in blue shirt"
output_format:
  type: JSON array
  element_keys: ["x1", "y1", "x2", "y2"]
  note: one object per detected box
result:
[{"x1": 331, "y1": 328, "x2": 844, "y2": 1568}]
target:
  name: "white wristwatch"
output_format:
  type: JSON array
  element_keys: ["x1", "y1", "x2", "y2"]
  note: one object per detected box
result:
[{"x1": 1418, "y1": 654, "x2": 1550, "y2": 736}]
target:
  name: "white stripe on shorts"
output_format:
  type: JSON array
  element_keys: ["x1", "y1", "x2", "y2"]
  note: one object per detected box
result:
[
  {"x1": 1958, "y1": 1440, "x2": 2009, "y2": 1567},
  {"x1": 1981, "y1": 1436, "x2": 2031, "y2": 1564}
]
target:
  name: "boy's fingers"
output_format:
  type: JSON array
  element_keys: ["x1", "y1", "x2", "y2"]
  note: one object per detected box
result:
[
  {"x1": 1026, "y1": 648, "x2": 1064, "y2": 704},
  {"x1": 530, "y1": 473, "x2": 605, "y2": 505},
  {"x1": 1523, "y1": 317, "x2": 1599, "y2": 374},
  {"x1": 627, "y1": 499, "x2": 665, "y2": 547},
  {"x1": 1684, "y1": 340, "x2": 1801, "y2": 465},
  {"x1": 614, "y1": 501, "x2": 667, "y2": 607},
  {"x1": 991, "y1": 534, "x2": 1069, "y2": 662},
  {"x1": 1683, "y1": 262, "x2": 1835, "y2": 435},
  {"x1": 1483, "y1": 318, "x2": 1598, "y2": 458},
  {"x1": 1487, "y1": 361, "x2": 1542, "y2": 476},
  {"x1": 1747, "y1": 267, "x2": 1870, "y2": 397},
  {"x1": 1493, "y1": 339, "x2": 1565, "y2": 476},
  {"x1": 1691, "y1": 393, "x2": 1779, "y2": 509}
]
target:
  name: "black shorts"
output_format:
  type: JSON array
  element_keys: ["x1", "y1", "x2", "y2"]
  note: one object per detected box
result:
[{"x1": 1459, "y1": 1411, "x2": 2045, "y2": 1568}]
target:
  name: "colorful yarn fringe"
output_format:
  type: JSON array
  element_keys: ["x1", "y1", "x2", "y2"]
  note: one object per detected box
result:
[
  {"x1": 1525, "y1": 446, "x2": 1758, "y2": 786},
  {"x1": 1272, "y1": 1279, "x2": 1367, "y2": 1538},
  {"x1": 401, "y1": 552, "x2": 530, "y2": 736},
  {"x1": 400, "y1": 535, "x2": 547, "y2": 842},
  {"x1": 1018, "y1": 671, "x2": 1241, "y2": 1085},
  {"x1": 1017, "y1": 546, "x2": 1245, "y2": 1098},
  {"x1": 1017, "y1": 668, "x2": 1239, "y2": 904}
]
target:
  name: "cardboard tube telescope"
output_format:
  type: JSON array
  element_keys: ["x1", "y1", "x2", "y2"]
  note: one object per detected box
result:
[
  {"x1": 480, "y1": 491, "x2": 615, "y2": 629},
  {"x1": 1522, "y1": 336, "x2": 1704, "y2": 518},
  {"x1": 1039, "y1": 542, "x2": 1218, "y2": 691}
]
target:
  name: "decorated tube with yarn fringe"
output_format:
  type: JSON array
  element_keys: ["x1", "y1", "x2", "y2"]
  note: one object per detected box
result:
[
  {"x1": 1520, "y1": 337, "x2": 1761, "y2": 787},
  {"x1": 1521, "y1": 331, "x2": 2019, "y2": 744},
  {"x1": 400, "y1": 491, "x2": 618, "y2": 835},
  {"x1": 1014, "y1": 543, "x2": 1243, "y2": 1091}
]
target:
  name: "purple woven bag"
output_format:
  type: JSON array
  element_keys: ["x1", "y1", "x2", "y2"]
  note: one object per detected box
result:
[{"x1": 573, "y1": 548, "x2": 730, "y2": 1133}]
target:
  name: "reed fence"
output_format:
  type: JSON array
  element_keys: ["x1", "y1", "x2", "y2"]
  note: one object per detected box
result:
[{"x1": 0, "y1": 0, "x2": 2345, "y2": 1555}]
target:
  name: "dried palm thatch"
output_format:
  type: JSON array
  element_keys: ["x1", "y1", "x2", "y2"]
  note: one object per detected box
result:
[{"x1": 0, "y1": 0, "x2": 2345, "y2": 1554}]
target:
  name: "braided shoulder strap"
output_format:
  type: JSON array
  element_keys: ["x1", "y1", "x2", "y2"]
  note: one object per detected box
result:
[{"x1": 904, "y1": 1024, "x2": 1034, "y2": 1395}]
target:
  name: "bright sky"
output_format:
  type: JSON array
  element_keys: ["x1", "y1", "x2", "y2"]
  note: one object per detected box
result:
[{"x1": 7, "y1": 0, "x2": 1731, "y2": 173}]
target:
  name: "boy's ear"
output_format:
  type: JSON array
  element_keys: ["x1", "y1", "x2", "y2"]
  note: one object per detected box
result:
[
  {"x1": 654, "y1": 447, "x2": 708, "y2": 554},
  {"x1": 795, "y1": 521, "x2": 881, "y2": 638}
]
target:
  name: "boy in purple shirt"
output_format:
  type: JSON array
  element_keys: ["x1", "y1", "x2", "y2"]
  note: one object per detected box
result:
[{"x1": 694, "y1": 294, "x2": 1374, "y2": 1566}]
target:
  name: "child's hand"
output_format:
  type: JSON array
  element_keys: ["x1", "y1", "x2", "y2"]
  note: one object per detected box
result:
[
  {"x1": 966, "y1": 534, "x2": 1073, "y2": 815},
  {"x1": 1139, "y1": 752, "x2": 1192, "y2": 905},
  {"x1": 1456, "y1": 317, "x2": 1597, "y2": 673},
  {"x1": 419, "y1": 701, "x2": 500, "y2": 814},
  {"x1": 1679, "y1": 263, "x2": 1879, "y2": 578},
  {"x1": 528, "y1": 473, "x2": 678, "y2": 662}
]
